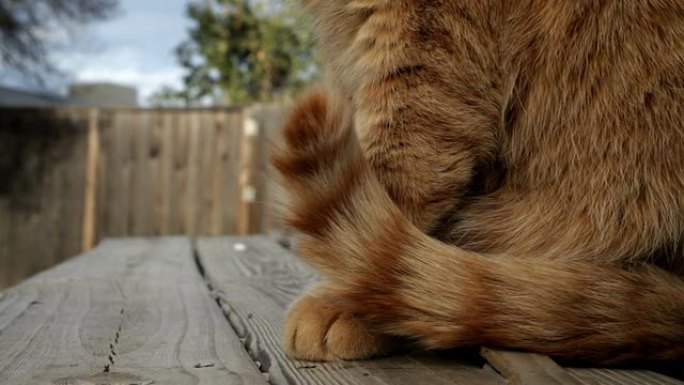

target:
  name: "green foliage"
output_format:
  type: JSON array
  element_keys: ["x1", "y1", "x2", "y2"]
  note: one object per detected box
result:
[{"x1": 151, "y1": 0, "x2": 318, "y2": 107}]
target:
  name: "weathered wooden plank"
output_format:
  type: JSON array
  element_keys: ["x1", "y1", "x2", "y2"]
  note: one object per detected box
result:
[
  {"x1": 481, "y1": 348, "x2": 583, "y2": 385},
  {"x1": 147, "y1": 111, "x2": 163, "y2": 235},
  {"x1": 0, "y1": 238, "x2": 268, "y2": 385},
  {"x1": 221, "y1": 110, "x2": 244, "y2": 235},
  {"x1": 0, "y1": 198, "x2": 10, "y2": 288},
  {"x1": 158, "y1": 112, "x2": 174, "y2": 234},
  {"x1": 95, "y1": 110, "x2": 113, "y2": 243},
  {"x1": 129, "y1": 111, "x2": 153, "y2": 236},
  {"x1": 82, "y1": 108, "x2": 100, "y2": 251},
  {"x1": 186, "y1": 111, "x2": 201, "y2": 238},
  {"x1": 55, "y1": 110, "x2": 88, "y2": 262},
  {"x1": 210, "y1": 112, "x2": 227, "y2": 235},
  {"x1": 236, "y1": 114, "x2": 257, "y2": 235},
  {"x1": 171, "y1": 112, "x2": 190, "y2": 235},
  {"x1": 196, "y1": 236, "x2": 505, "y2": 385},
  {"x1": 103, "y1": 111, "x2": 133, "y2": 237},
  {"x1": 43, "y1": 140, "x2": 63, "y2": 267},
  {"x1": 197, "y1": 111, "x2": 217, "y2": 236},
  {"x1": 567, "y1": 368, "x2": 684, "y2": 385}
]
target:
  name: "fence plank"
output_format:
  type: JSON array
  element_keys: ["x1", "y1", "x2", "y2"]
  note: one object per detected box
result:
[
  {"x1": 37, "y1": 111, "x2": 62, "y2": 270},
  {"x1": 171, "y1": 112, "x2": 190, "y2": 235},
  {"x1": 198, "y1": 111, "x2": 216, "y2": 236},
  {"x1": 96, "y1": 112, "x2": 111, "y2": 238},
  {"x1": 82, "y1": 109, "x2": 100, "y2": 251},
  {"x1": 104, "y1": 111, "x2": 133, "y2": 237},
  {"x1": 0, "y1": 199, "x2": 10, "y2": 288},
  {"x1": 222, "y1": 110, "x2": 244, "y2": 235},
  {"x1": 130, "y1": 111, "x2": 152, "y2": 236},
  {"x1": 56, "y1": 110, "x2": 87, "y2": 263},
  {"x1": 237, "y1": 112, "x2": 258, "y2": 235},
  {"x1": 186, "y1": 111, "x2": 202, "y2": 238},
  {"x1": 158, "y1": 112, "x2": 174, "y2": 234},
  {"x1": 148, "y1": 112, "x2": 163, "y2": 235},
  {"x1": 209, "y1": 112, "x2": 225, "y2": 235}
]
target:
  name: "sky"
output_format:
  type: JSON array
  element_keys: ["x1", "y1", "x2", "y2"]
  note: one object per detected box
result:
[{"x1": 3, "y1": 0, "x2": 192, "y2": 105}]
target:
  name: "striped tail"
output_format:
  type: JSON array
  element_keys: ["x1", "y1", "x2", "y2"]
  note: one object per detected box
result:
[{"x1": 272, "y1": 90, "x2": 684, "y2": 364}]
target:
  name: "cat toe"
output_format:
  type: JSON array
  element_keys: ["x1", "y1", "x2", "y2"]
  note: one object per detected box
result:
[{"x1": 283, "y1": 292, "x2": 391, "y2": 361}]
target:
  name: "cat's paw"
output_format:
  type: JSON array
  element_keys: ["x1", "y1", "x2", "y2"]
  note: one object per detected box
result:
[{"x1": 283, "y1": 291, "x2": 393, "y2": 361}]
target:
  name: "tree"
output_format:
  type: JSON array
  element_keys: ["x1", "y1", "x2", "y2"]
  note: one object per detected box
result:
[
  {"x1": 0, "y1": 0, "x2": 119, "y2": 80},
  {"x1": 151, "y1": 0, "x2": 317, "y2": 106}
]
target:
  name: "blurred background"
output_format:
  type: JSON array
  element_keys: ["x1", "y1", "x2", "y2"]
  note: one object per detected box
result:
[{"x1": 0, "y1": 0, "x2": 318, "y2": 289}]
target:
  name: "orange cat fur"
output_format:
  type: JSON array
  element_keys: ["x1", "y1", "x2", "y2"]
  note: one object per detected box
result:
[{"x1": 272, "y1": 0, "x2": 684, "y2": 364}]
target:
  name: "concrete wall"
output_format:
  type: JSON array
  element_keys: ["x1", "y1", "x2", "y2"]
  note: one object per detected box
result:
[{"x1": 69, "y1": 83, "x2": 138, "y2": 108}]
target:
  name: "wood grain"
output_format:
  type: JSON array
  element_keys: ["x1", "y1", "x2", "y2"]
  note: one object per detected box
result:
[
  {"x1": 157, "y1": 111, "x2": 174, "y2": 234},
  {"x1": 171, "y1": 112, "x2": 190, "y2": 235},
  {"x1": 129, "y1": 110, "x2": 151, "y2": 236},
  {"x1": 0, "y1": 198, "x2": 9, "y2": 288},
  {"x1": 0, "y1": 238, "x2": 267, "y2": 385},
  {"x1": 104, "y1": 111, "x2": 133, "y2": 237},
  {"x1": 186, "y1": 111, "x2": 201, "y2": 238},
  {"x1": 81, "y1": 108, "x2": 100, "y2": 251},
  {"x1": 481, "y1": 348, "x2": 583, "y2": 385},
  {"x1": 567, "y1": 368, "x2": 684, "y2": 385},
  {"x1": 221, "y1": 110, "x2": 245, "y2": 235},
  {"x1": 56, "y1": 110, "x2": 88, "y2": 265},
  {"x1": 196, "y1": 236, "x2": 506, "y2": 385}
]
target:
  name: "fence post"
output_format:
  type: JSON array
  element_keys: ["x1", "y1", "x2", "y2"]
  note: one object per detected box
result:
[
  {"x1": 237, "y1": 109, "x2": 259, "y2": 235},
  {"x1": 82, "y1": 108, "x2": 100, "y2": 251}
]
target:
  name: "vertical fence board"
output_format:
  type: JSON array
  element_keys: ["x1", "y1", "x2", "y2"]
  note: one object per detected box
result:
[
  {"x1": 195, "y1": 111, "x2": 215, "y2": 235},
  {"x1": 104, "y1": 111, "x2": 133, "y2": 237},
  {"x1": 8, "y1": 112, "x2": 41, "y2": 284},
  {"x1": 56, "y1": 110, "x2": 87, "y2": 263},
  {"x1": 82, "y1": 109, "x2": 100, "y2": 251},
  {"x1": 221, "y1": 110, "x2": 243, "y2": 235},
  {"x1": 129, "y1": 111, "x2": 150, "y2": 236},
  {"x1": 237, "y1": 112, "x2": 256, "y2": 235},
  {"x1": 147, "y1": 112, "x2": 163, "y2": 235},
  {"x1": 95, "y1": 110, "x2": 114, "y2": 238},
  {"x1": 209, "y1": 112, "x2": 225, "y2": 235},
  {"x1": 158, "y1": 112, "x2": 174, "y2": 234},
  {"x1": 186, "y1": 111, "x2": 202, "y2": 238},
  {"x1": 37, "y1": 110, "x2": 62, "y2": 269},
  {"x1": 171, "y1": 112, "x2": 189, "y2": 235},
  {"x1": 0, "y1": 198, "x2": 10, "y2": 288}
]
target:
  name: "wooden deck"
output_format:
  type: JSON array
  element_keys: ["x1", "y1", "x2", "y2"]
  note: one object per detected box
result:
[{"x1": 0, "y1": 236, "x2": 681, "y2": 385}]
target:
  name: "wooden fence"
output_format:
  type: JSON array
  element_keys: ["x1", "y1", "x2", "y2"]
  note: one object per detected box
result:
[{"x1": 0, "y1": 105, "x2": 288, "y2": 289}]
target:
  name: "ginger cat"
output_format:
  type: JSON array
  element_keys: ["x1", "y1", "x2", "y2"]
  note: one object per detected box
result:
[{"x1": 272, "y1": 0, "x2": 684, "y2": 364}]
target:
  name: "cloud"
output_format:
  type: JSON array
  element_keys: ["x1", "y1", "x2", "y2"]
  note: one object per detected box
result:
[
  {"x1": 1, "y1": 0, "x2": 190, "y2": 104},
  {"x1": 55, "y1": 0, "x2": 190, "y2": 105}
]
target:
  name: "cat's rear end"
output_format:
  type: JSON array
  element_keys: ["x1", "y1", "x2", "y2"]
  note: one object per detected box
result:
[{"x1": 273, "y1": 0, "x2": 684, "y2": 364}]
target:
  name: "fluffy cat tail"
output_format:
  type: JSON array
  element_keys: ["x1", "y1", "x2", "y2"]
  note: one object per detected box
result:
[{"x1": 272, "y1": 91, "x2": 684, "y2": 364}]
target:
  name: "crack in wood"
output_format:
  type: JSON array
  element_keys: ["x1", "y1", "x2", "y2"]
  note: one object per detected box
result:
[
  {"x1": 192, "y1": 245, "x2": 273, "y2": 378},
  {"x1": 103, "y1": 307, "x2": 125, "y2": 374}
]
